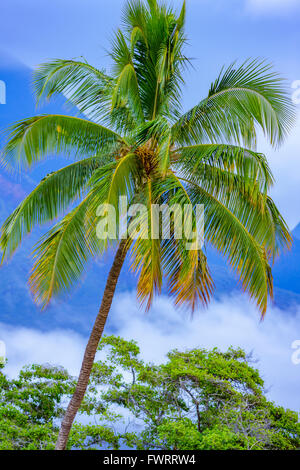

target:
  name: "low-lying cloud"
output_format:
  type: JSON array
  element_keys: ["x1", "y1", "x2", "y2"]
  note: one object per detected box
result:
[
  {"x1": 1, "y1": 325, "x2": 86, "y2": 377},
  {"x1": 1, "y1": 293, "x2": 300, "y2": 412}
]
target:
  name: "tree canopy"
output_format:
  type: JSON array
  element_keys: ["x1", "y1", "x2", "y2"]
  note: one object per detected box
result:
[{"x1": 1, "y1": 336, "x2": 299, "y2": 450}]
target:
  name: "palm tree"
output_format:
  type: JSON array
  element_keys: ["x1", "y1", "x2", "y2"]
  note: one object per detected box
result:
[{"x1": 0, "y1": 0, "x2": 294, "y2": 450}]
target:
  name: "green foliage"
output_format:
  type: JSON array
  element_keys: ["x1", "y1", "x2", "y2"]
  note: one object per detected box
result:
[
  {"x1": 0, "y1": 156, "x2": 107, "y2": 263},
  {"x1": 91, "y1": 336, "x2": 300, "y2": 450},
  {"x1": 0, "y1": 363, "x2": 119, "y2": 450},
  {"x1": 172, "y1": 59, "x2": 295, "y2": 148},
  {"x1": 0, "y1": 363, "x2": 72, "y2": 449},
  {"x1": 2, "y1": 115, "x2": 124, "y2": 170},
  {"x1": 1, "y1": 337, "x2": 299, "y2": 450}
]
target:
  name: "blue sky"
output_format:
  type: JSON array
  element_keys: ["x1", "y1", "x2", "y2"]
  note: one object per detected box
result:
[{"x1": 0, "y1": 0, "x2": 300, "y2": 415}]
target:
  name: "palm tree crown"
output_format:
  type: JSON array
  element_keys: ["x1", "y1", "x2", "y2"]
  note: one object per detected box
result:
[{"x1": 1, "y1": 0, "x2": 294, "y2": 318}]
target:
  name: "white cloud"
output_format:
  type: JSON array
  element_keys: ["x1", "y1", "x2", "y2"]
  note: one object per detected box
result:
[
  {"x1": 110, "y1": 292, "x2": 300, "y2": 411},
  {"x1": 0, "y1": 324, "x2": 86, "y2": 377},
  {"x1": 256, "y1": 114, "x2": 300, "y2": 229},
  {"x1": 246, "y1": 0, "x2": 300, "y2": 14},
  {"x1": 1, "y1": 293, "x2": 300, "y2": 413}
]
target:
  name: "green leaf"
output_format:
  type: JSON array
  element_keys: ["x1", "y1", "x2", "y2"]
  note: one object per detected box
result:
[
  {"x1": 181, "y1": 177, "x2": 273, "y2": 316},
  {"x1": 0, "y1": 156, "x2": 107, "y2": 262},
  {"x1": 29, "y1": 192, "x2": 101, "y2": 308},
  {"x1": 173, "y1": 59, "x2": 295, "y2": 147},
  {"x1": 1, "y1": 115, "x2": 125, "y2": 169},
  {"x1": 33, "y1": 59, "x2": 113, "y2": 122}
]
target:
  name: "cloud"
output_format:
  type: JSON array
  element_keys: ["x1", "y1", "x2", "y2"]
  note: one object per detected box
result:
[
  {"x1": 0, "y1": 324, "x2": 86, "y2": 377},
  {"x1": 258, "y1": 115, "x2": 300, "y2": 229},
  {"x1": 246, "y1": 0, "x2": 300, "y2": 14},
  {"x1": 1, "y1": 293, "x2": 300, "y2": 413},
  {"x1": 109, "y1": 292, "x2": 300, "y2": 411}
]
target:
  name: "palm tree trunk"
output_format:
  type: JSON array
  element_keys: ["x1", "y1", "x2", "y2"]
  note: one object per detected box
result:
[{"x1": 55, "y1": 239, "x2": 128, "y2": 450}]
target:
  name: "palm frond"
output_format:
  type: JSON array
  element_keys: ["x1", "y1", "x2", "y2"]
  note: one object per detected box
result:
[
  {"x1": 29, "y1": 193, "x2": 101, "y2": 308},
  {"x1": 157, "y1": 173, "x2": 213, "y2": 311},
  {"x1": 164, "y1": 240, "x2": 213, "y2": 312},
  {"x1": 110, "y1": 30, "x2": 145, "y2": 123},
  {"x1": 174, "y1": 143, "x2": 292, "y2": 261},
  {"x1": 130, "y1": 172, "x2": 213, "y2": 311},
  {"x1": 33, "y1": 59, "x2": 113, "y2": 122},
  {"x1": 173, "y1": 59, "x2": 295, "y2": 147},
  {"x1": 1, "y1": 115, "x2": 125, "y2": 169},
  {"x1": 122, "y1": 0, "x2": 188, "y2": 120},
  {"x1": 175, "y1": 143, "x2": 291, "y2": 261},
  {"x1": 129, "y1": 179, "x2": 163, "y2": 310},
  {"x1": 89, "y1": 152, "x2": 141, "y2": 208},
  {"x1": 180, "y1": 176, "x2": 273, "y2": 316},
  {"x1": 0, "y1": 156, "x2": 106, "y2": 262},
  {"x1": 264, "y1": 197, "x2": 292, "y2": 260},
  {"x1": 174, "y1": 143, "x2": 274, "y2": 192}
]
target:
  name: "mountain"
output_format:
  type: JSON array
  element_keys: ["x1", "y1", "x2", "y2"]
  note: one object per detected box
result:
[
  {"x1": 0, "y1": 54, "x2": 299, "y2": 334},
  {"x1": 0, "y1": 53, "x2": 137, "y2": 333},
  {"x1": 272, "y1": 233, "x2": 300, "y2": 296},
  {"x1": 0, "y1": 51, "x2": 71, "y2": 216},
  {"x1": 292, "y1": 223, "x2": 300, "y2": 241}
]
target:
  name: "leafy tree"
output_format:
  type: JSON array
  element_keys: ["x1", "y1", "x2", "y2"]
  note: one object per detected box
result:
[
  {"x1": 0, "y1": 362, "x2": 120, "y2": 450},
  {"x1": 90, "y1": 336, "x2": 300, "y2": 450},
  {"x1": 0, "y1": 0, "x2": 295, "y2": 449},
  {"x1": 1, "y1": 337, "x2": 299, "y2": 450}
]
